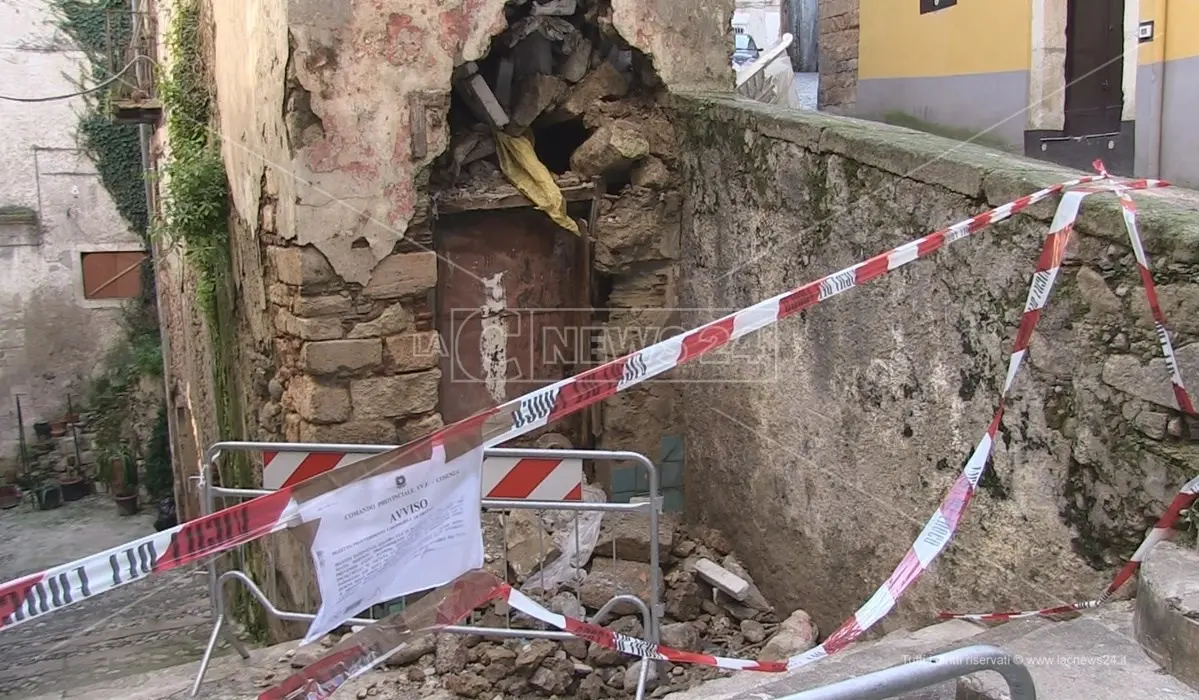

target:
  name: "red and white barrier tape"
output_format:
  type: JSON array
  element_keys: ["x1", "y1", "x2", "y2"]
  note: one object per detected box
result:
[
  {"x1": 0, "y1": 168, "x2": 1152, "y2": 654},
  {"x1": 259, "y1": 169, "x2": 1175, "y2": 700},
  {"x1": 940, "y1": 160, "x2": 1196, "y2": 624},
  {"x1": 263, "y1": 449, "x2": 584, "y2": 500}
]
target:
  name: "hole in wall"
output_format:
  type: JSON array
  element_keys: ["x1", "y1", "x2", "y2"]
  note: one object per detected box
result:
[
  {"x1": 532, "y1": 117, "x2": 589, "y2": 174},
  {"x1": 429, "y1": 0, "x2": 665, "y2": 198}
]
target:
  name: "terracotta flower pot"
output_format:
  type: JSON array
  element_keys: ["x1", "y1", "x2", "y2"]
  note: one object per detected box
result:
[
  {"x1": 115, "y1": 493, "x2": 140, "y2": 516},
  {"x1": 61, "y1": 477, "x2": 88, "y2": 502}
]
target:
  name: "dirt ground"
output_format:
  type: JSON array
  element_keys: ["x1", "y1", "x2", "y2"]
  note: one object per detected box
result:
[{"x1": 0, "y1": 495, "x2": 216, "y2": 699}]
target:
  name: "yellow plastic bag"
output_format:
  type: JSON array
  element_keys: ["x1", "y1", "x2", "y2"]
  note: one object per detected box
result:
[{"x1": 493, "y1": 131, "x2": 580, "y2": 235}]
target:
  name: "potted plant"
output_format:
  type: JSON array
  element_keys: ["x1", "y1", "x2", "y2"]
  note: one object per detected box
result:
[
  {"x1": 105, "y1": 452, "x2": 141, "y2": 516},
  {"x1": 16, "y1": 468, "x2": 62, "y2": 511},
  {"x1": 59, "y1": 465, "x2": 89, "y2": 502},
  {"x1": 0, "y1": 467, "x2": 21, "y2": 510}
]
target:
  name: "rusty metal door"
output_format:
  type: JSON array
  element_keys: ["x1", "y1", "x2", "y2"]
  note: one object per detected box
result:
[{"x1": 435, "y1": 208, "x2": 585, "y2": 445}]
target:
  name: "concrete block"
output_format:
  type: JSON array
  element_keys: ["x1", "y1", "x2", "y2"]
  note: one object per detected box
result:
[
  {"x1": 560, "y1": 61, "x2": 628, "y2": 118},
  {"x1": 383, "y1": 330, "x2": 441, "y2": 372},
  {"x1": 290, "y1": 376, "x2": 351, "y2": 424},
  {"x1": 558, "y1": 37, "x2": 591, "y2": 83},
  {"x1": 292, "y1": 294, "x2": 353, "y2": 317},
  {"x1": 693, "y1": 558, "x2": 750, "y2": 601},
  {"x1": 1135, "y1": 540, "x2": 1199, "y2": 692},
  {"x1": 269, "y1": 245, "x2": 338, "y2": 287},
  {"x1": 570, "y1": 121, "x2": 649, "y2": 177},
  {"x1": 301, "y1": 339, "x2": 382, "y2": 375},
  {"x1": 363, "y1": 252, "x2": 437, "y2": 300},
  {"x1": 275, "y1": 308, "x2": 344, "y2": 341},
  {"x1": 456, "y1": 73, "x2": 509, "y2": 128},
  {"x1": 350, "y1": 369, "x2": 439, "y2": 419},
  {"x1": 509, "y1": 74, "x2": 565, "y2": 131},
  {"x1": 299, "y1": 419, "x2": 397, "y2": 445},
  {"x1": 532, "y1": 0, "x2": 575, "y2": 16}
]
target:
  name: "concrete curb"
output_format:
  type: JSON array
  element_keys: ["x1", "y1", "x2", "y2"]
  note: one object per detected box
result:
[{"x1": 1134, "y1": 540, "x2": 1199, "y2": 692}]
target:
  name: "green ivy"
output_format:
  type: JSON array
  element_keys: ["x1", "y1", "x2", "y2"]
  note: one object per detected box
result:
[
  {"x1": 50, "y1": 0, "x2": 163, "y2": 465},
  {"x1": 156, "y1": 0, "x2": 266, "y2": 640},
  {"x1": 156, "y1": 0, "x2": 230, "y2": 318},
  {"x1": 52, "y1": 0, "x2": 148, "y2": 239},
  {"x1": 143, "y1": 404, "x2": 173, "y2": 500}
]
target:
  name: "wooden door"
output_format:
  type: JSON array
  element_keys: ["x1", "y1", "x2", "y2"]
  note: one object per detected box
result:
[
  {"x1": 1064, "y1": 0, "x2": 1125, "y2": 136},
  {"x1": 434, "y1": 208, "x2": 585, "y2": 445}
]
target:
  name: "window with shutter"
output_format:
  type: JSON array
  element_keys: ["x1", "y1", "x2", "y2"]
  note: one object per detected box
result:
[{"x1": 81, "y1": 251, "x2": 147, "y2": 300}]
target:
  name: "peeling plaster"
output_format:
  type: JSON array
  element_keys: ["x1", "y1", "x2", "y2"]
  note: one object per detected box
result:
[
  {"x1": 480, "y1": 271, "x2": 507, "y2": 404},
  {"x1": 611, "y1": 0, "x2": 735, "y2": 93},
  {"x1": 282, "y1": 0, "x2": 510, "y2": 285}
]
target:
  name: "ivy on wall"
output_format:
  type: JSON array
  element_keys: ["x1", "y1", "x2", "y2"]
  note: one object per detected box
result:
[
  {"x1": 156, "y1": 0, "x2": 266, "y2": 639},
  {"x1": 52, "y1": 0, "x2": 148, "y2": 236},
  {"x1": 157, "y1": 0, "x2": 230, "y2": 317},
  {"x1": 49, "y1": 0, "x2": 162, "y2": 470}
]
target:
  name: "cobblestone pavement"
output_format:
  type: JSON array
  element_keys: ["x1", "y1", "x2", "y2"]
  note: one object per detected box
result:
[
  {"x1": 21, "y1": 637, "x2": 437, "y2": 700},
  {"x1": 0, "y1": 496, "x2": 216, "y2": 699},
  {"x1": 793, "y1": 72, "x2": 817, "y2": 110}
]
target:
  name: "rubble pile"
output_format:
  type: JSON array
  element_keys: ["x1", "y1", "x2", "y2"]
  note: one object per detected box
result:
[
  {"x1": 434, "y1": 0, "x2": 677, "y2": 200},
  {"x1": 286, "y1": 513, "x2": 819, "y2": 699}
]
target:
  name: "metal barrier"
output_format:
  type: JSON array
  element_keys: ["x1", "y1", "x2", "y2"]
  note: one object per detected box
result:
[
  {"x1": 778, "y1": 645, "x2": 1036, "y2": 700},
  {"x1": 191, "y1": 441, "x2": 663, "y2": 699}
]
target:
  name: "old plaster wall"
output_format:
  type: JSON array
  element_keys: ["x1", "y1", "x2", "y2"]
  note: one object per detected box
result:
[
  {"x1": 677, "y1": 96, "x2": 1199, "y2": 635},
  {"x1": 0, "y1": 0, "x2": 147, "y2": 458}
]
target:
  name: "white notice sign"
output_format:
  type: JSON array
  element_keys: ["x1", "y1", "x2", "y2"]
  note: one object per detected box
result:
[{"x1": 301, "y1": 443, "x2": 485, "y2": 644}]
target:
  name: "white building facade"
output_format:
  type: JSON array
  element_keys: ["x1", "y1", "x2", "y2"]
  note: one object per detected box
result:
[{"x1": 0, "y1": 0, "x2": 147, "y2": 456}]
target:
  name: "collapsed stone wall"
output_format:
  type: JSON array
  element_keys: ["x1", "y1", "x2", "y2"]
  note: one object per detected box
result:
[
  {"x1": 676, "y1": 97, "x2": 1199, "y2": 636},
  {"x1": 186, "y1": 0, "x2": 733, "y2": 639}
]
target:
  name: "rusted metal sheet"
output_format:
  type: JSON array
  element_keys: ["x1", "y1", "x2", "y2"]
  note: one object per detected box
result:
[{"x1": 435, "y1": 208, "x2": 586, "y2": 444}]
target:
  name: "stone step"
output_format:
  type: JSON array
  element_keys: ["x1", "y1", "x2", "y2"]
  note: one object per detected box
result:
[
  {"x1": 953, "y1": 602, "x2": 1199, "y2": 700},
  {"x1": 667, "y1": 619, "x2": 987, "y2": 700},
  {"x1": 1135, "y1": 540, "x2": 1199, "y2": 692}
]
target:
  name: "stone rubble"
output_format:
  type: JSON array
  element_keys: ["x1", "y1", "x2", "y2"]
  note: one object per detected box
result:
[{"x1": 279, "y1": 520, "x2": 818, "y2": 699}]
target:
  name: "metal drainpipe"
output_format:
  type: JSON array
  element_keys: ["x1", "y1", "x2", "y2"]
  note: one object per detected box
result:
[{"x1": 1153, "y1": 0, "x2": 1170, "y2": 178}]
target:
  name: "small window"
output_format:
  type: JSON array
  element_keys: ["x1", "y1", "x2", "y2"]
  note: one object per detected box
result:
[{"x1": 81, "y1": 251, "x2": 147, "y2": 299}]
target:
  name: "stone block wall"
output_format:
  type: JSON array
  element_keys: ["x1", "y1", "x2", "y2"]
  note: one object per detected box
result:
[
  {"x1": 676, "y1": 96, "x2": 1199, "y2": 636},
  {"x1": 818, "y1": 0, "x2": 858, "y2": 113},
  {"x1": 263, "y1": 245, "x2": 444, "y2": 448}
]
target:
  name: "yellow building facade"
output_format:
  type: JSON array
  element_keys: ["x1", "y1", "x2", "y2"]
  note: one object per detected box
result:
[{"x1": 847, "y1": 0, "x2": 1198, "y2": 186}]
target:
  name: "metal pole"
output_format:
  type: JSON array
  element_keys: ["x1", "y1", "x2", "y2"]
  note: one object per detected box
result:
[
  {"x1": 14, "y1": 395, "x2": 28, "y2": 475},
  {"x1": 775, "y1": 645, "x2": 1036, "y2": 700}
]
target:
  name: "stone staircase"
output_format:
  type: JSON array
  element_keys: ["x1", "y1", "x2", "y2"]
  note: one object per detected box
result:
[{"x1": 672, "y1": 540, "x2": 1199, "y2": 700}]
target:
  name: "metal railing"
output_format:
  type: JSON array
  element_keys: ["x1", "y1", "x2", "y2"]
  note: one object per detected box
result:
[
  {"x1": 191, "y1": 442, "x2": 664, "y2": 699},
  {"x1": 778, "y1": 645, "x2": 1036, "y2": 700}
]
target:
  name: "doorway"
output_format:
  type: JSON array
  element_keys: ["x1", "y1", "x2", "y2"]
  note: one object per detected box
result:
[
  {"x1": 1063, "y1": 0, "x2": 1125, "y2": 136},
  {"x1": 1025, "y1": 0, "x2": 1134, "y2": 175},
  {"x1": 433, "y1": 205, "x2": 591, "y2": 447}
]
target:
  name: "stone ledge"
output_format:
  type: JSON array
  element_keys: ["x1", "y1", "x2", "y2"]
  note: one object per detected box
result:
[
  {"x1": 957, "y1": 604, "x2": 1199, "y2": 700},
  {"x1": 1134, "y1": 540, "x2": 1199, "y2": 692},
  {"x1": 674, "y1": 94, "x2": 1199, "y2": 261}
]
